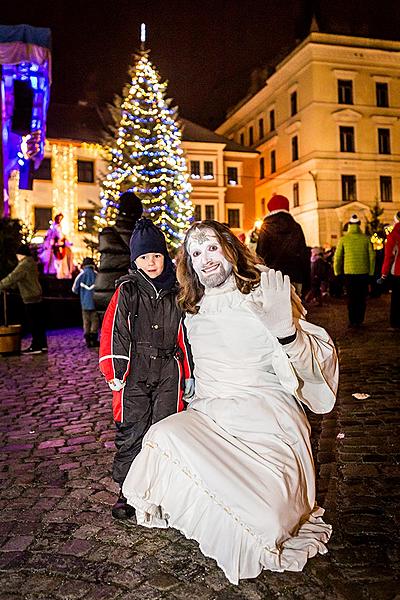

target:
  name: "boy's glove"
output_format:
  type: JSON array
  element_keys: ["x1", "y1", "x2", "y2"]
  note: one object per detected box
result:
[
  {"x1": 183, "y1": 378, "x2": 195, "y2": 401},
  {"x1": 260, "y1": 269, "x2": 295, "y2": 339},
  {"x1": 108, "y1": 378, "x2": 126, "y2": 392}
]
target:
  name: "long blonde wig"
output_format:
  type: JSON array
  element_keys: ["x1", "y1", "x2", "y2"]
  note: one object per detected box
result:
[{"x1": 176, "y1": 220, "x2": 262, "y2": 314}]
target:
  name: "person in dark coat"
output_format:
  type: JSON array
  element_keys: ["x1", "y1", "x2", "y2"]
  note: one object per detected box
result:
[
  {"x1": 94, "y1": 191, "x2": 143, "y2": 317},
  {"x1": 256, "y1": 195, "x2": 310, "y2": 296},
  {"x1": 99, "y1": 218, "x2": 194, "y2": 519}
]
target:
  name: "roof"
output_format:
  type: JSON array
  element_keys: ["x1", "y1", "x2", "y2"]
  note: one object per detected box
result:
[{"x1": 46, "y1": 103, "x2": 255, "y2": 153}]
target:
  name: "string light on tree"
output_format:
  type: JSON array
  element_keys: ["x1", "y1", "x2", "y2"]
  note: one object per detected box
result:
[{"x1": 100, "y1": 26, "x2": 193, "y2": 249}]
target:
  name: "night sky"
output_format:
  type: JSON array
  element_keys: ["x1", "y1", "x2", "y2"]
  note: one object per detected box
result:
[{"x1": 2, "y1": 0, "x2": 400, "y2": 128}]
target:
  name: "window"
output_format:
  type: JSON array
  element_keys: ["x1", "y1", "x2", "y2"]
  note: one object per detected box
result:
[
  {"x1": 203, "y1": 161, "x2": 214, "y2": 179},
  {"x1": 293, "y1": 183, "x2": 299, "y2": 208},
  {"x1": 259, "y1": 118, "x2": 264, "y2": 140},
  {"x1": 269, "y1": 109, "x2": 275, "y2": 131},
  {"x1": 261, "y1": 198, "x2": 266, "y2": 213},
  {"x1": 259, "y1": 157, "x2": 265, "y2": 180},
  {"x1": 341, "y1": 175, "x2": 357, "y2": 202},
  {"x1": 249, "y1": 126, "x2": 254, "y2": 146},
  {"x1": 240, "y1": 133, "x2": 244, "y2": 146},
  {"x1": 194, "y1": 205, "x2": 202, "y2": 221},
  {"x1": 290, "y1": 91, "x2": 297, "y2": 116},
  {"x1": 291, "y1": 136, "x2": 299, "y2": 161},
  {"x1": 33, "y1": 157, "x2": 51, "y2": 180},
  {"x1": 77, "y1": 160, "x2": 94, "y2": 183},
  {"x1": 190, "y1": 160, "x2": 201, "y2": 179},
  {"x1": 205, "y1": 205, "x2": 215, "y2": 220},
  {"x1": 378, "y1": 128, "x2": 391, "y2": 154},
  {"x1": 77, "y1": 208, "x2": 95, "y2": 232},
  {"x1": 338, "y1": 79, "x2": 353, "y2": 104},
  {"x1": 376, "y1": 82, "x2": 389, "y2": 108},
  {"x1": 340, "y1": 126, "x2": 355, "y2": 152},
  {"x1": 380, "y1": 176, "x2": 392, "y2": 202},
  {"x1": 227, "y1": 208, "x2": 240, "y2": 228},
  {"x1": 227, "y1": 166, "x2": 238, "y2": 185},
  {"x1": 270, "y1": 150, "x2": 276, "y2": 174},
  {"x1": 34, "y1": 207, "x2": 52, "y2": 230}
]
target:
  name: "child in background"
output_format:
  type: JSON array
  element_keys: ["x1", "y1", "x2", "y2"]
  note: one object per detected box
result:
[
  {"x1": 99, "y1": 218, "x2": 193, "y2": 520},
  {"x1": 72, "y1": 257, "x2": 99, "y2": 347}
]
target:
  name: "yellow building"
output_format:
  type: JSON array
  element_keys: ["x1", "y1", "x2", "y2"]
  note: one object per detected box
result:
[
  {"x1": 8, "y1": 103, "x2": 257, "y2": 259},
  {"x1": 216, "y1": 32, "x2": 400, "y2": 247}
]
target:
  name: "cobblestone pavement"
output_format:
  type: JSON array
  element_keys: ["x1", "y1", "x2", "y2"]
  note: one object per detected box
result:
[{"x1": 0, "y1": 294, "x2": 399, "y2": 600}]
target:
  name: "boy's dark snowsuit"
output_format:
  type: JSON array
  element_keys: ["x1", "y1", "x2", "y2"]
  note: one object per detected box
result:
[{"x1": 99, "y1": 268, "x2": 192, "y2": 485}]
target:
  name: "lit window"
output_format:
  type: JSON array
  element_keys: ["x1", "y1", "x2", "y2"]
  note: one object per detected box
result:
[
  {"x1": 205, "y1": 205, "x2": 215, "y2": 220},
  {"x1": 203, "y1": 161, "x2": 214, "y2": 179},
  {"x1": 376, "y1": 83, "x2": 389, "y2": 108},
  {"x1": 290, "y1": 91, "x2": 297, "y2": 117},
  {"x1": 270, "y1": 150, "x2": 276, "y2": 174},
  {"x1": 380, "y1": 176, "x2": 392, "y2": 202},
  {"x1": 340, "y1": 126, "x2": 355, "y2": 152},
  {"x1": 292, "y1": 136, "x2": 299, "y2": 161},
  {"x1": 293, "y1": 183, "x2": 299, "y2": 208},
  {"x1": 77, "y1": 160, "x2": 94, "y2": 183},
  {"x1": 33, "y1": 157, "x2": 52, "y2": 180},
  {"x1": 190, "y1": 160, "x2": 201, "y2": 179},
  {"x1": 227, "y1": 166, "x2": 239, "y2": 186},
  {"x1": 341, "y1": 175, "x2": 357, "y2": 202},
  {"x1": 338, "y1": 80, "x2": 353, "y2": 104},
  {"x1": 228, "y1": 208, "x2": 240, "y2": 228},
  {"x1": 378, "y1": 129, "x2": 391, "y2": 154}
]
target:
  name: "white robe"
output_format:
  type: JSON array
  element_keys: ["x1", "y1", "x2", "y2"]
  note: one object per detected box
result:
[{"x1": 122, "y1": 275, "x2": 338, "y2": 585}]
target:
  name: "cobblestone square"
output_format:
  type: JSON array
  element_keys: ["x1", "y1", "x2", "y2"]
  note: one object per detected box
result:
[{"x1": 0, "y1": 295, "x2": 399, "y2": 600}]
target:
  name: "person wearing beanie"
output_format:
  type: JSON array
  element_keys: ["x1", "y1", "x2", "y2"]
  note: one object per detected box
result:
[
  {"x1": 0, "y1": 245, "x2": 47, "y2": 354},
  {"x1": 94, "y1": 191, "x2": 143, "y2": 317},
  {"x1": 72, "y1": 257, "x2": 99, "y2": 347},
  {"x1": 334, "y1": 214, "x2": 375, "y2": 327},
  {"x1": 378, "y1": 210, "x2": 400, "y2": 330},
  {"x1": 99, "y1": 218, "x2": 194, "y2": 520},
  {"x1": 256, "y1": 195, "x2": 310, "y2": 296}
]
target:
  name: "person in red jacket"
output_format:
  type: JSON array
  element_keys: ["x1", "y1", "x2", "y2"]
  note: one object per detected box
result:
[
  {"x1": 99, "y1": 218, "x2": 194, "y2": 519},
  {"x1": 379, "y1": 211, "x2": 400, "y2": 330}
]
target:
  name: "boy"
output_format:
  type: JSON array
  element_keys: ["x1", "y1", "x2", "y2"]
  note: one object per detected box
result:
[
  {"x1": 72, "y1": 257, "x2": 99, "y2": 347},
  {"x1": 99, "y1": 218, "x2": 193, "y2": 519}
]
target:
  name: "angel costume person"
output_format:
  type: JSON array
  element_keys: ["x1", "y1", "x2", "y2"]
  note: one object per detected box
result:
[{"x1": 122, "y1": 220, "x2": 338, "y2": 585}]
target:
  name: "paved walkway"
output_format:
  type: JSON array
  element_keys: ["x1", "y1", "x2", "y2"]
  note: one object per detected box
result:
[{"x1": 0, "y1": 294, "x2": 399, "y2": 600}]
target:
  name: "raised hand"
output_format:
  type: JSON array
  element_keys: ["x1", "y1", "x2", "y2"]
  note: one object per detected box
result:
[{"x1": 260, "y1": 269, "x2": 295, "y2": 339}]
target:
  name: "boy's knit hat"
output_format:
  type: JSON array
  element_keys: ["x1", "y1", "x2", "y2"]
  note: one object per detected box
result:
[
  {"x1": 16, "y1": 244, "x2": 31, "y2": 256},
  {"x1": 267, "y1": 194, "x2": 290, "y2": 215},
  {"x1": 349, "y1": 214, "x2": 361, "y2": 224},
  {"x1": 130, "y1": 218, "x2": 168, "y2": 262}
]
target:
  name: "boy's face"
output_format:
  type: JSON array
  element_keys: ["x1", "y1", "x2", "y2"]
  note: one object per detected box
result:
[{"x1": 135, "y1": 253, "x2": 164, "y2": 278}]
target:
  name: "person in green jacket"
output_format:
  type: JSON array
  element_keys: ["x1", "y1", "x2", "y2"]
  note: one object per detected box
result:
[
  {"x1": 0, "y1": 244, "x2": 47, "y2": 354},
  {"x1": 334, "y1": 214, "x2": 375, "y2": 327}
]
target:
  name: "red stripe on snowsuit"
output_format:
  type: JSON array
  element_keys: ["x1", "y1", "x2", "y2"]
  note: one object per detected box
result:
[
  {"x1": 177, "y1": 318, "x2": 193, "y2": 380},
  {"x1": 174, "y1": 356, "x2": 185, "y2": 413}
]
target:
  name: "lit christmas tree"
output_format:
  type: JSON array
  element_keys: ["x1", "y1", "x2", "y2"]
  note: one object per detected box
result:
[{"x1": 100, "y1": 42, "x2": 193, "y2": 250}]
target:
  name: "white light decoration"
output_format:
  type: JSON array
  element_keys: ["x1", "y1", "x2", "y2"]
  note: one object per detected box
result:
[
  {"x1": 51, "y1": 143, "x2": 78, "y2": 237},
  {"x1": 100, "y1": 50, "x2": 193, "y2": 249}
]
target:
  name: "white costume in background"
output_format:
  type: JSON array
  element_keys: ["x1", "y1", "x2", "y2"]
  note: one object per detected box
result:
[{"x1": 123, "y1": 271, "x2": 338, "y2": 585}]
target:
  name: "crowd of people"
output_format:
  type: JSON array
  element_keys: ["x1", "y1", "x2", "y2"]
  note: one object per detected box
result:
[{"x1": 1, "y1": 191, "x2": 399, "y2": 583}]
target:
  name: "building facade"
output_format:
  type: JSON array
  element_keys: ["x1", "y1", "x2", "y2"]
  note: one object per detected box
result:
[
  {"x1": 216, "y1": 32, "x2": 400, "y2": 247},
  {"x1": 8, "y1": 105, "x2": 257, "y2": 260}
]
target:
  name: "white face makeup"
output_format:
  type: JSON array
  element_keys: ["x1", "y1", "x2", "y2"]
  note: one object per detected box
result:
[{"x1": 187, "y1": 227, "x2": 233, "y2": 288}]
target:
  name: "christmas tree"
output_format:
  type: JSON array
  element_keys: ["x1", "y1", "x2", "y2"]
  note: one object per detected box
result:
[{"x1": 100, "y1": 49, "x2": 193, "y2": 250}]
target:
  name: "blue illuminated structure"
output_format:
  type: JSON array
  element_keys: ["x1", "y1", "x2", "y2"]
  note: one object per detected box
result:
[{"x1": 0, "y1": 24, "x2": 51, "y2": 216}]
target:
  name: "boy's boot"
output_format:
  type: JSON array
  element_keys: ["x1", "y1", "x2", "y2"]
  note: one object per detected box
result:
[
  {"x1": 112, "y1": 489, "x2": 135, "y2": 520},
  {"x1": 84, "y1": 334, "x2": 92, "y2": 348},
  {"x1": 90, "y1": 333, "x2": 100, "y2": 347}
]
